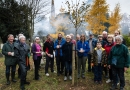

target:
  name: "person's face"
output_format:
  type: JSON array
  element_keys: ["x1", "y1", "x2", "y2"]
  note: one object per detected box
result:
[
  {"x1": 76, "y1": 36, "x2": 80, "y2": 41},
  {"x1": 66, "y1": 37, "x2": 71, "y2": 42},
  {"x1": 103, "y1": 33, "x2": 107, "y2": 38},
  {"x1": 115, "y1": 38, "x2": 122, "y2": 45},
  {"x1": 81, "y1": 35, "x2": 85, "y2": 41},
  {"x1": 20, "y1": 38, "x2": 26, "y2": 44},
  {"x1": 47, "y1": 35, "x2": 51, "y2": 40},
  {"x1": 97, "y1": 43, "x2": 102, "y2": 49},
  {"x1": 35, "y1": 38, "x2": 40, "y2": 43},
  {"x1": 98, "y1": 37, "x2": 102, "y2": 41},
  {"x1": 58, "y1": 34, "x2": 62, "y2": 39},
  {"x1": 89, "y1": 35, "x2": 93, "y2": 39},
  {"x1": 107, "y1": 37, "x2": 113, "y2": 43},
  {"x1": 115, "y1": 31, "x2": 119, "y2": 36},
  {"x1": 8, "y1": 35, "x2": 14, "y2": 42}
]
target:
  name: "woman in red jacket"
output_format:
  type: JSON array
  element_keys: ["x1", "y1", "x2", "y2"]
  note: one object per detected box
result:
[{"x1": 104, "y1": 35, "x2": 115, "y2": 83}]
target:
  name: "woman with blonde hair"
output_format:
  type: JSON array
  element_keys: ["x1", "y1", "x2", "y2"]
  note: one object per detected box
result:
[{"x1": 31, "y1": 37, "x2": 42, "y2": 80}]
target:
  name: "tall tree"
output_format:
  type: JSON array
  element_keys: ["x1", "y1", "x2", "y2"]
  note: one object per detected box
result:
[
  {"x1": 85, "y1": 0, "x2": 109, "y2": 35},
  {"x1": 108, "y1": 3, "x2": 122, "y2": 34}
]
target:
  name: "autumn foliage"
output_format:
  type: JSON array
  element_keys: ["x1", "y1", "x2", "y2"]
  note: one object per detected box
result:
[
  {"x1": 108, "y1": 4, "x2": 122, "y2": 34},
  {"x1": 85, "y1": 0, "x2": 109, "y2": 35}
]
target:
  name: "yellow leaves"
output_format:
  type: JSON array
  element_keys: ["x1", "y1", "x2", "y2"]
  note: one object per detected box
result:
[
  {"x1": 108, "y1": 3, "x2": 122, "y2": 34},
  {"x1": 85, "y1": 0, "x2": 109, "y2": 35}
]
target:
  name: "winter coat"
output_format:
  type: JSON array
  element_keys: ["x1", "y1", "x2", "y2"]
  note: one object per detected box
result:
[
  {"x1": 2, "y1": 41, "x2": 17, "y2": 66},
  {"x1": 108, "y1": 44, "x2": 130, "y2": 68},
  {"x1": 54, "y1": 38, "x2": 66, "y2": 56},
  {"x1": 91, "y1": 47, "x2": 107, "y2": 66},
  {"x1": 62, "y1": 42, "x2": 73, "y2": 62},
  {"x1": 77, "y1": 41, "x2": 90, "y2": 57}
]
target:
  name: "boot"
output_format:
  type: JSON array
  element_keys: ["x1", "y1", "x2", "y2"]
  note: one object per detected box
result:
[
  {"x1": 24, "y1": 80, "x2": 30, "y2": 85},
  {"x1": 20, "y1": 80, "x2": 25, "y2": 90},
  {"x1": 6, "y1": 73, "x2": 10, "y2": 85},
  {"x1": 110, "y1": 84, "x2": 117, "y2": 90},
  {"x1": 11, "y1": 72, "x2": 17, "y2": 82}
]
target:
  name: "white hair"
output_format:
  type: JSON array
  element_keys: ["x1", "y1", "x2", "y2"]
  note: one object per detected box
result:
[
  {"x1": 115, "y1": 35, "x2": 123, "y2": 42},
  {"x1": 19, "y1": 35, "x2": 26, "y2": 40},
  {"x1": 66, "y1": 35, "x2": 71, "y2": 39},
  {"x1": 34, "y1": 37, "x2": 40, "y2": 41},
  {"x1": 102, "y1": 31, "x2": 108, "y2": 34}
]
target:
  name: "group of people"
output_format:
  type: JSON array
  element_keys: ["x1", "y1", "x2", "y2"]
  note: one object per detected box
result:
[{"x1": 1, "y1": 30, "x2": 130, "y2": 90}]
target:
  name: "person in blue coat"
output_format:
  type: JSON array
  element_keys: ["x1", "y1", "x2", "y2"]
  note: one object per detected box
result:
[
  {"x1": 77, "y1": 34, "x2": 90, "y2": 79},
  {"x1": 54, "y1": 33, "x2": 66, "y2": 76}
]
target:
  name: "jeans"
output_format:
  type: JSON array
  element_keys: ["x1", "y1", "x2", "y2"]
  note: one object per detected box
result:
[
  {"x1": 94, "y1": 63, "x2": 102, "y2": 81},
  {"x1": 112, "y1": 66, "x2": 125, "y2": 88},
  {"x1": 64, "y1": 61, "x2": 72, "y2": 76},
  {"x1": 45, "y1": 55, "x2": 54, "y2": 74},
  {"x1": 6, "y1": 65, "x2": 16, "y2": 74},
  {"x1": 78, "y1": 56, "x2": 87, "y2": 77},
  {"x1": 56, "y1": 56, "x2": 64, "y2": 74}
]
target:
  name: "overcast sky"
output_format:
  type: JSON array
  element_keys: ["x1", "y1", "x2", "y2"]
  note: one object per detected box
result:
[{"x1": 54, "y1": 0, "x2": 130, "y2": 15}]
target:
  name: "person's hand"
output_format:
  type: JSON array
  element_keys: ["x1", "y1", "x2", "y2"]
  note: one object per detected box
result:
[
  {"x1": 56, "y1": 45, "x2": 60, "y2": 49},
  {"x1": 124, "y1": 67, "x2": 128, "y2": 72},
  {"x1": 104, "y1": 64, "x2": 107, "y2": 67},
  {"x1": 108, "y1": 65, "x2": 111, "y2": 69},
  {"x1": 36, "y1": 52, "x2": 41, "y2": 54},
  {"x1": 8, "y1": 52, "x2": 12, "y2": 55},
  {"x1": 91, "y1": 63, "x2": 94, "y2": 67},
  {"x1": 47, "y1": 54, "x2": 51, "y2": 57}
]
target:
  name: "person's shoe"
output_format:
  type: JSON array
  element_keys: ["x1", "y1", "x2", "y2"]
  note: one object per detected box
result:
[
  {"x1": 6, "y1": 81, "x2": 10, "y2": 85},
  {"x1": 82, "y1": 75, "x2": 85, "y2": 79},
  {"x1": 69, "y1": 76, "x2": 72, "y2": 80},
  {"x1": 12, "y1": 79, "x2": 17, "y2": 82},
  {"x1": 46, "y1": 73, "x2": 49, "y2": 76},
  {"x1": 94, "y1": 81, "x2": 98, "y2": 84},
  {"x1": 120, "y1": 87, "x2": 124, "y2": 90},
  {"x1": 57, "y1": 73, "x2": 60, "y2": 76},
  {"x1": 77, "y1": 75, "x2": 80, "y2": 79},
  {"x1": 117, "y1": 82, "x2": 120, "y2": 86},
  {"x1": 24, "y1": 81, "x2": 30, "y2": 85},
  {"x1": 98, "y1": 81, "x2": 102, "y2": 84},
  {"x1": 64, "y1": 76, "x2": 67, "y2": 81},
  {"x1": 106, "y1": 79, "x2": 111, "y2": 83},
  {"x1": 110, "y1": 85, "x2": 117, "y2": 90}
]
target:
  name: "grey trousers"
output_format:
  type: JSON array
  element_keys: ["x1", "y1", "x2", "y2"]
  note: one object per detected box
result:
[{"x1": 78, "y1": 56, "x2": 87, "y2": 77}]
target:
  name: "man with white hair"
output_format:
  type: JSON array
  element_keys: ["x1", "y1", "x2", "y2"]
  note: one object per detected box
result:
[
  {"x1": 102, "y1": 31, "x2": 108, "y2": 44},
  {"x1": 70, "y1": 33, "x2": 76, "y2": 45},
  {"x1": 14, "y1": 36, "x2": 30, "y2": 90}
]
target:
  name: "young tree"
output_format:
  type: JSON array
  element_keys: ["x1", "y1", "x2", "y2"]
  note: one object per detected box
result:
[
  {"x1": 108, "y1": 3, "x2": 122, "y2": 34},
  {"x1": 65, "y1": 0, "x2": 90, "y2": 85},
  {"x1": 85, "y1": 0, "x2": 109, "y2": 35}
]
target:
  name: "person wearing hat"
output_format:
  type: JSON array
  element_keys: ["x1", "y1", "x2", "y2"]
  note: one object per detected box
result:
[
  {"x1": 108, "y1": 35, "x2": 130, "y2": 90},
  {"x1": 31, "y1": 37, "x2": 42, "y2": 80},
  {"x1": 62, "y1": 35, "x2": 73, "y2": 81},
  {"x1": 87, "y1": 33, "x2": 96, "y2": 72}
]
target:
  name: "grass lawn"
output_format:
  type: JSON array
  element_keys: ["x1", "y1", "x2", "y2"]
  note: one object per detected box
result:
[{"x1": 0, "y1": 56, "x2": 130, "y2": 90}]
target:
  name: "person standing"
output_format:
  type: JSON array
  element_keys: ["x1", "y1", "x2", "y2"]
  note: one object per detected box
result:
[
  {"x1": 14, "y1": 36, "x2": 30, "y2": 90},
  {"x1": 62, "y1": 35, "x2": 73, "y2": 81},
  {"x1": 77, "y1": 34, "x2": 90, "y2": 79},
  {"x1": 91, "y1": 42, "x2": 107, "y2": 84},
  {"x1": 108, "y1": 36, "x2": 130, "y2": 90},
  {"x1": 31, "y1": 37, "x2": 42, "y2": 80},
  {"x1": 54, "y1": 33, "x2": 66, "y2": 76},
  {"x1": 70, "y1": 33, "x2": 76, "y2": 45},
  {"x1": 104, "y1": 35, "x2": 115, "y2": 83},
  {"x1": 43, "y1": 34, "x2": 55, "y2": 76},
  {"x1": 2, "y1": 34, "x2": 17, "y2": 85},
  {"x1": 102, "y1": 31, "x2": 108, "y2": 43},
  {"x1": 87, "y1": 34, "x2": 96, "y2": 72}
]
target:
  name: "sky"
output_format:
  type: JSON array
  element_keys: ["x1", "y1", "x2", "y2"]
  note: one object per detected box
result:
[{"x1": 54, "y1": 0, "x2": 130, "y2": 15}]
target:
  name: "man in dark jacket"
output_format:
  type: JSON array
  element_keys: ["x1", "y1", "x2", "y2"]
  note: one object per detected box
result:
[
  {"x1": 14, "y1": 36, "x2": 30, "y2": 90},
  {"x1": 43, "y1": 34, "x2": 55, "y2": 76},
  {"x1": 2, "y1": 34, "x2": 17, "y2": 85},
  {"x1": 87, "y1": 34, "x2": 96, "y2": 72},
  {"x1": 54, "y1": 33, "x2": 66, "y2": 76}
]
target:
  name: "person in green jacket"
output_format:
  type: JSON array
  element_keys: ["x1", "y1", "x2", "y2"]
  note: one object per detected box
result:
[
  {"x1": 108, "y1": 35, "x2": 130, "y2": 90},
  {"x1": 2, "y1": 34, "x2": 17, "y2": 85}
]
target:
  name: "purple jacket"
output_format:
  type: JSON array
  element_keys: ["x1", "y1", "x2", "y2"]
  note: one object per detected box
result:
[{"x1": 31, "y1": 43, "x2": 41, "y2": 60}]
